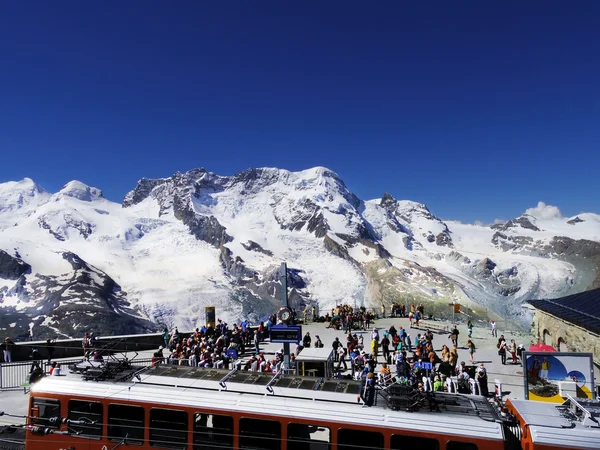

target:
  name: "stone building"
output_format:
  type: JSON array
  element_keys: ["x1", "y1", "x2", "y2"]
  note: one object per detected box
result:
[{"x1": 528, "y1": 288, "x2": 600, "y2": 383}]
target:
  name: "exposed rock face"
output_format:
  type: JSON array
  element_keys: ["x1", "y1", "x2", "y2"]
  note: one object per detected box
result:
[
  {"x1": 122, "y1": 177, "x2": 167, "y2": 208},
  {"x1": 0, "y1": 250, "x2": 31, "y2": 280},
  {"x1": 182, "y1": 213, "x2": 232, "y2": 248},
  {"x1": 241, "y1": 241, "x2": 273, "y2": 256},
  {"x1": 323, "y1": 234, "x2": 351, "y2": 260},
  {"x1": 0, "y1": 251, "x2": 156, "y2": 339},
  {"x1": 219, "y1": 246, "x2": 256, "y2": 280},
  {"x1": 379, "y1": 193, "x2": 397, "y2": 211},
  {"x1": 491, "y1": 232, "x2": 534, "y2": 252},
  {"x1": 37, "y1": 213, "x2": 95, "y2": 241},
  {"x1": 567, "y1": 216, "x2": 584, "y2": 225},
  {"x1": 491, "y1": 215, "x2": 540, "y2": 231},
  {"x1": 543, "y1": 236, "x2": 600, "y2": 259},
  {"x1": 436, "y1": 231, "x2": 453, "y2": 247},
  {"x1": 478, "y1": 258, "x2": 497, "y2": 277}
]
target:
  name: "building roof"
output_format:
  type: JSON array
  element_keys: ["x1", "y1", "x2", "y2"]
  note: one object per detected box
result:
[{"x1": 527, "y1": 288, "x2": 600, "y2": 335}]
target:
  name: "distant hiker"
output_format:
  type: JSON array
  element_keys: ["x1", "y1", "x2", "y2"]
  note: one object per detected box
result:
[
  {"x1": 490, "y1": 320, "x2": 497, "y2": 337},
  {"x1": 467, "y1": 320, "x2": 473, "y2": 338}
]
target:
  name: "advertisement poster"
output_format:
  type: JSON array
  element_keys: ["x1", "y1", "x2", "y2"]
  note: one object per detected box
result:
[{"x1": 523, "y1": 351, "x2": 595, "y2": 403}]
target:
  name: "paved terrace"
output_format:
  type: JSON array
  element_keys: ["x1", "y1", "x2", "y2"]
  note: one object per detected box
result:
[{"x1": 0, "y1": 316, "x2": 530, "y2": 428}]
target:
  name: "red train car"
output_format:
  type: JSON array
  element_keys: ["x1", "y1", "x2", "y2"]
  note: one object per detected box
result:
[{"x1": 24, "y1": 364, "x2": 510, "y2": 450}]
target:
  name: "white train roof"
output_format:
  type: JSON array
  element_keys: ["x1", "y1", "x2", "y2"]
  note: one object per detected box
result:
[{"x1": 30, "y1": 366, "x2": 505, "y2": 442}]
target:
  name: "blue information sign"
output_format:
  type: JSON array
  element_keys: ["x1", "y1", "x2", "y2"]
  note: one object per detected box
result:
[
  {"x1": 270, "y1": 325, "x2": 302, "y2": 344},
  {"x1": 420, "y1": 362, "x2": 433, "y2": 370}
]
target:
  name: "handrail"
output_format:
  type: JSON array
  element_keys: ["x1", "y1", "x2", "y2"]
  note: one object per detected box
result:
[
  {"x1": 219, "y1": 365, "x2": 239, "y2": 389},
  {"x1": 265, "y1": 370, "x2": 283, "y2": 394}
]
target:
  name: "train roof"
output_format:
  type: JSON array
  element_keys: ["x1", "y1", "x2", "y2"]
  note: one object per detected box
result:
[
  {"x1": 509, "y1": 398, "x2": 600, "y2": 450},
  {"x1": 30, "y1": 364, "x2": 506, "y2": 442}
]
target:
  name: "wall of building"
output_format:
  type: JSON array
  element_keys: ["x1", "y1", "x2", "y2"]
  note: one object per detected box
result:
[{"x1": 532, "y1": 310, "x2": 600, "y2": 383}]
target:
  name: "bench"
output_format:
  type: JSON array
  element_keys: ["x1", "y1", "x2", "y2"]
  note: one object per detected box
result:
[{"x1": 414, "y1": 321, "x2": 449, "y2": 334}]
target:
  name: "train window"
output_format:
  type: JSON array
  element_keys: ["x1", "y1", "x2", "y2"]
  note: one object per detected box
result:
[
  {"x1": 447, "y1": 442, "x2": 478, "y2": 450},
  {"x1": 31, "y1": 398, "x2": 60, "y2": 428},
  {"x1": 68, "y1": 400, "x2": 103, "y2": 438},
  {"x1": 150, "y1": 408, "x2": 188, "y2": 449},
  {"x1": 391, "y1": 434, "x2": 439, "y2": 450},
  {"x1": 108, "y1": 404, "x2": 145, "y2": 445},
  {"x1": 193, "y1": 413, "x2": 234, "y2": 450},
  {"x1": 287, "y1": 422, "x2": 331, "y2": 450},
  {"x1": 338, "y1": 428, "x2": 384, "y2": 450},
  {"x1": 239, "y1": 417, "x2": 281, "y2": 450}
]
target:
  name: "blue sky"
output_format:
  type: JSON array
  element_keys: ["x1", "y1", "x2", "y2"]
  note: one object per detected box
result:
[{"x1": 1, "y1": 1, "x2": 598, "y2": 223}]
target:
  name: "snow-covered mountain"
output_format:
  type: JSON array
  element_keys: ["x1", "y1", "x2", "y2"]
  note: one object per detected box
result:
[{"x1": 1, "y1": 167, "x2": 599, "y2": 339}]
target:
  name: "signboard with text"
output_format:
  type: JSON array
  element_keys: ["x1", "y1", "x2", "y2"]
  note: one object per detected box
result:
[{"x1": 270, "y1": 325, "x2": 302, "y2": 344}]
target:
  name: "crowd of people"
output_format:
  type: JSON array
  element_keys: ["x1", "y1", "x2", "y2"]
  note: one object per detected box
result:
[
  {"x1": 324, "y1": 304, "x2": 376, "y2": 331},
  {"x1": 1, "y1": 301, "x2": 529, "y2": 407},
  {"x1": 328, "y1": 323, "x2": 491, "y2": 400}
]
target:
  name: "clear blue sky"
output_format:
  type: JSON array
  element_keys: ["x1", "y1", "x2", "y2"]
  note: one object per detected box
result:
[{"x1": 1, "y1": 1, "x2": 598, "y2": 223}]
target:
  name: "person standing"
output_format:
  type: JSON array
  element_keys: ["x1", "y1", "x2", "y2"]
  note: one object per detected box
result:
[
  {"x1": 466, "y1": 339, "x2": 476, "y2": 364},
  {"x1": 490, "y1": 320, "x2": 497, "y2": 337},
  {"x1": 332, "y1": 337, "x2": 340, "y2": 362},
  {"x1": 476, "y1": 363, "x2": 489, "y2": 397},
  {"x1": 509, "y1": 339, "x2": 518, "y2": 364},
  {"x1": 82, "y1": 332, "x2": 90, "y2": 357},
  {"x1": 3, "y1": 337, "x2": 15, "y2": 363},
  {"x1": 467, "y1": 320, "x2": 473, "y2": 338},
  {"x1": 370, "y1": 338, "x2": 378, "y2": 362},
  {"x1": 254, "y1": 330, "x2": 260, "y2": 355},
  {"x1": 498, "y1": 340, "x2": 507, "y2": 365},
  {"x1": 380, "y1": 333, "x2": 390, "y2": 364},
  {"x1": 336, "y1": 346, "x2": 348, "y2": 372}
]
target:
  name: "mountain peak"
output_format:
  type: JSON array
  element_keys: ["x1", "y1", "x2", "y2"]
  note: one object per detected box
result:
[
  {"x1": 57, "y1": 180, "x2": 104, "y2": 202},
  {"x1": 379, "y1": 193, "x2": 397, "y2": 211},
  {"x1": 0, "y1": 177, "x2": 50, "y2": 215}
]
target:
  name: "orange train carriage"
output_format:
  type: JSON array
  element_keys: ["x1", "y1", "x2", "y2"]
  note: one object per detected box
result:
[
  {"x1": 505, "y1": 396, "x2": 600, "y2": 450},
  {"x1": 21, "y1": 364, "x2": 600, "y2": 450}
]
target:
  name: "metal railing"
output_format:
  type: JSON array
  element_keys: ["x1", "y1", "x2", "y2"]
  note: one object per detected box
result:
[{"x1": 0, "y1": 360, "x2": 36, "y2": 391}]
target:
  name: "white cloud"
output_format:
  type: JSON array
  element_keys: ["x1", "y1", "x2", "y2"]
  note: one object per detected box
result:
[
  {"x1": 524, "y1": 202, "x2": 563, "y2": 220},
  {"x1": 493, "y1": 218, "x2": 506, "y2": 225}
]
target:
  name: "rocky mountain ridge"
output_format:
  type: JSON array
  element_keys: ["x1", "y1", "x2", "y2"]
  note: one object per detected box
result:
[{"x1": 1, "y1": 167, "x2": 599, "y2": 339}]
